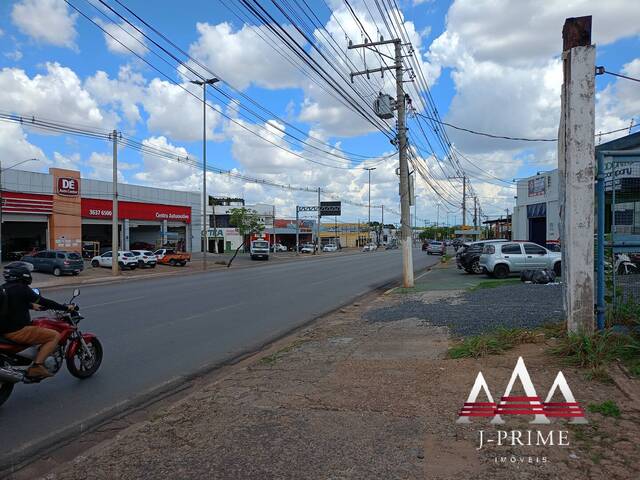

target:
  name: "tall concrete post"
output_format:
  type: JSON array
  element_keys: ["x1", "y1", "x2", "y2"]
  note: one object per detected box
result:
[
  {"x1": 111, "y1": 129, "x2": 119, "y2": 276},
  {"x1": 558, "y1": 16, "x2": 596, "y2": 333}
]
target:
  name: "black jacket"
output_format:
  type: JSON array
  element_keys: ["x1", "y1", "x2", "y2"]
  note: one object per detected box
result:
[{"x1": 0, "y1": 282, "x2": 68, "y2": 334}]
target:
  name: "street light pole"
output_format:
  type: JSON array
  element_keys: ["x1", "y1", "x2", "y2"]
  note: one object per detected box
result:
[
  {"x1": 0, "y1": 158, "x2": 38, "y2": 261},
  {"x1": 191, "y1": 77, "x2": 219, "y2": 271},
  {"x1": 364, "y1": 167, "x2": 376, "y2": 246}
]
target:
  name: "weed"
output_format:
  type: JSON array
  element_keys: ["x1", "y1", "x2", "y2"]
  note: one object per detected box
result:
[
  {"x1": 587, "y1": 400, "x2": 621, "y2": 418},
  {"x1": 448, "y1": 327, "x2": 544, "y2": 358},
  {"x1": 550, "y1": 330, "x2": 631, "y2": 370}
]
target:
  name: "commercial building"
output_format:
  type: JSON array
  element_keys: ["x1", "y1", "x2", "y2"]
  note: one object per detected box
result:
[
  {"x1": 512, "y1": 131, "x2": 640, "y2": 247},
  {"x1": 319, "y1": 222, "x2": 397, "y2": 248},
  {"x1": 1, "y1": 167, "x2": 201, "y2": 260}
]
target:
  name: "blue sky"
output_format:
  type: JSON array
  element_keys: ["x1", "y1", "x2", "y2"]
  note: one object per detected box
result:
[{"x1": 1, "y1": 0, "x2": 639, "y2": 223}]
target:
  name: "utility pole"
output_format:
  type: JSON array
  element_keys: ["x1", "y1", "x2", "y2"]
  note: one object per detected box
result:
[
  {"x1": 349, "y1": 37, "x2": 413, "y2": 286},
  {"x1": 295, "y1": 206, "x2": 299, "y2": 256},
  {"x1": 413, "y1": 197, "x2": 417, "y2": 245},
  {"x1": 474, "y1": 197, "x2": 478, "y2": 240},
  {"x1": 191, "y1": 78, "x2": 219, "y2": 270},
  {"x1": 559, "y1": 15, "x2": 596, "y2": 333},
  {"x1": 381, "y1": 205, "x2": 384, "y2": 245},
  {"x1": 111, "y1": 129, "x2": 119, "y2": 276},
  {"x1": 364, "y1": 167, "x2": 376, "y2": 246},
  {"x1": 316, "y1": 187, "x2": 321, "y2": 255}
]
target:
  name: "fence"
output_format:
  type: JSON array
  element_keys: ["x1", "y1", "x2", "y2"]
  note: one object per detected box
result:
[{"x1": 596, "y1": 150, "x2": 640, "y2": 328}]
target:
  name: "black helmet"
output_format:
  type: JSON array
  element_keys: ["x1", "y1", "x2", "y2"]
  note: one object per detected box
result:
[{"x1": 3, "y1": 265, "x2": 32, "y2": 285}]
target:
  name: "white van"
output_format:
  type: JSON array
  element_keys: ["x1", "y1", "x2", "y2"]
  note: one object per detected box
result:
[{"x1": 250, "y1": 240, "x2": 270, "y2": 260}]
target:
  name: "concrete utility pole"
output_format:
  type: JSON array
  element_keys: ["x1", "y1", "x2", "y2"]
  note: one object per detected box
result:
[
  {"x1": 558, "y1": 16, "x2": 596, "y2": 333},
  {"x1": 364, "y1": 167, "x2": 375, "y2": 246},
  {"x1": 474, "y1": 197, "x2": 478, "y2": 240},
  {"x1": 111, "y1": 129, "x2": 119, "y2": 276},
  {"x1": 295, "y1": 206, "x2": 299, "y2": 256},
  {"x1": 316, "y1": 187, "x2": 321, "y2": 255},
  {"x1": 191, "y1": 78, "x2": 219, "y2": 270},
  {"x1": 349, "y1": 37, "x2": 413, "y2": 286}
]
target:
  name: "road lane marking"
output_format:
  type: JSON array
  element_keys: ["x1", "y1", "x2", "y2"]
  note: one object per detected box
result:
[{"x1": 83, "y1": 295, "x2": 147, "y2": 309}]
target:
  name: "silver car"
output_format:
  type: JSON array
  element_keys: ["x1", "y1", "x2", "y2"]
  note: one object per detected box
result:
[{"x1": 479, "y1": 242, "x2": 561, "y2": 279}]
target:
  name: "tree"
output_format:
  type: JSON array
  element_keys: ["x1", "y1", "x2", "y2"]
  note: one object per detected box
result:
[{"x1": 227, "y1": 207, "x2": 265, "y2": 267}]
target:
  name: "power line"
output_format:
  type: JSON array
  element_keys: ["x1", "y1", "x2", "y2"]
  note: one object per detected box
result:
[{"x1": 69, "y1": 0, "x2": 391, "y2": 171}]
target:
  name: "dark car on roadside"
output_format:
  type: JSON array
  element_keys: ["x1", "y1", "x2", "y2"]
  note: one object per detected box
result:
[
  {"x1": 456, "y1": 240, "x2": 507, "y2": 274},
  {"x1": 21, "y1": 250, "x2": 84, "y2": 276}
]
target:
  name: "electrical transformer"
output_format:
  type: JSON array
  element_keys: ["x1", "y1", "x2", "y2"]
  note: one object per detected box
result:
[{"x1": 374, "y1": 93, "x2": 395, "y2": 119}]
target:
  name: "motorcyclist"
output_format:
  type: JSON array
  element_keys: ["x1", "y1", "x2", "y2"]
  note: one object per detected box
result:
[{"x1": 0, "y1": 265, "x2": 75, "y2": 379}]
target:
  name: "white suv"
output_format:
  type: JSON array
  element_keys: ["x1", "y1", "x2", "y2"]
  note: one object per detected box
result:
[
  {"x1": 91, "y1": 251, "x2": 139, "y2": 270},
  {"x1": 130, "y1": 250, "x2": 157, "y2": 268},
  {"x1": 480, "y1": 242, "x2": 561, "y2": 279}
]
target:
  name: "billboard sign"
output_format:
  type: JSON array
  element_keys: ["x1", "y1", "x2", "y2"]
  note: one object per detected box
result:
[
  {"x1": 57, "y1": 177, "x2": 80, "y2": 196},
  {"x1": 320, "y1": 201, "x2": 341, "y2": 216},
  {"x1": 528, "y1": 177, "x2": 546, "y2": 197}
]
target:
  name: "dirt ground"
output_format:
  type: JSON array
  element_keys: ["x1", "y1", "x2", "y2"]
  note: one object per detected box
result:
[{"x1": 39, "y1": 290, "x2": 640, "y2": 480}]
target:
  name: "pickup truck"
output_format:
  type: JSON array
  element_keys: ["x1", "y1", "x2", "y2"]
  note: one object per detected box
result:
[{"x1": 154, "y1": 248, "x2": 191, "y2": 266}]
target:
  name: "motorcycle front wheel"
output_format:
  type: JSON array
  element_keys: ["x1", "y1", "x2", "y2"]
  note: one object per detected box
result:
[
  {"x1": 0, "y1": 382, "x2": 14, "y2": 407},
  {"x1": 67, "y1": 338, "x2": 103, "y2": 379}
]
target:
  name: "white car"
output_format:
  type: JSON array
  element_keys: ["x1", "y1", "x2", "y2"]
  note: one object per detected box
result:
[
  {"x1": 130, "y1": 250, "x2": 157, "y2": 268},
  {"x1": 323, "y1": 244, "x2": 338, "y2": 252},
  {"x1": 362, "y1": 243, "x2": 377, "y2": 252},
  {"x1": 300, "y1": 243, "x2": 316, "y2": 253},
  {"x1": 91, "y1": 251, "x2": 138, "y2": 270},
  {"x1": 271, "y1": 243, "x2": 288, "y2": 252}
]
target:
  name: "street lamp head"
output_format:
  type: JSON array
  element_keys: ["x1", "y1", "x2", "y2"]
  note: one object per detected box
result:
[{"x1": 190, "y1": 78, "x2": 220, "y2": 86}]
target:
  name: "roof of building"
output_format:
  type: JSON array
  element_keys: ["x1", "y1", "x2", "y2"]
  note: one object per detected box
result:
[{"x1": 596, "y1": 130, "x2": 640, "y2": 153}]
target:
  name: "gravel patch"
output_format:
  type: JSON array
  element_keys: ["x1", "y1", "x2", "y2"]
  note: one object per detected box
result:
[{"x1": 366, "y1": 283, "x2": 563, "y2": 336}]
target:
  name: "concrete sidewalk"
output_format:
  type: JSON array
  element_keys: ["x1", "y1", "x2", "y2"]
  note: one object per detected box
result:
[{"x1": 20, "y1": 262, "x2": 640, "y2": 480}]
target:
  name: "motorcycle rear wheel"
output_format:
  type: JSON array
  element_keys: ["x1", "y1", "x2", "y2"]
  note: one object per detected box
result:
[
  {"x1": 67, "y1": 338, "x2": 103, "y2": 379},
  {"x1": 0, "y1": 382, "x2": 14, "y2": 407}
]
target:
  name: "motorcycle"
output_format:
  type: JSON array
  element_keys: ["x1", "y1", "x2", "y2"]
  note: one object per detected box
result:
[
  {"x1": 0, "y1": 288, "x2": 103, "y2": 407},
  {"x1": 615, "y1": 253, "x2": 639, "y2": 275}
]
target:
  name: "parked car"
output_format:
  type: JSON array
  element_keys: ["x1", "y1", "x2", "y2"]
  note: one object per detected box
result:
[
  {"x1": 456, "y1": 240, "x2": 508, "y2": 274},
  {"x1": 480, "y1": 242, "x2": 561, "y2": 279},
  {"x1": 322, "y1": 244, "x2": 338, "y2": 252},
  {"x1": 154, "y1": 248, "x2": 190, "y2": 266},
  {"x1": 426, "y1": 241, "x2": 445, "y2": 255},
  {"x1": 91, "y1": 251, "x2": 138, "y2": 270},
  {"x1": 250, "y1": 240, "x2": 270, "y2": 260},
  {"x1": 271, "y1": 243, "x2": 288, "y2": 252},
  {"x1": 22, "y1": 250, "x2": 84, "y2": 276},
  {"x1": 385, "y1": 242, "x2": 399, "y2": 250},
  {"x1": 130, "y1": 250, "x2": 157, "y2": 268},
  {"x1": 22, "y1": 250, "x2": 84, "y2": 277},
  {"x1": 421, "y1": 242, "x2": 429, "y2": 251},
  {"x1": 300, "y1": 243, "x2": 316, "y2": 254},
  {"x1": 362, "y1": 243, "x2": 377, "y2": 252}
]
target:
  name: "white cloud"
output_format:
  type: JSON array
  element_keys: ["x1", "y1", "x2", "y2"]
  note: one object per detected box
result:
[
  {"x1": 143, "y1": 78, "x2": 222, "y2": 142},
  {"x1": 97, "y1": 19, "x2": 148, "y2": 56},
  {"x1": 187, "y1": 22, "x2": 302, "y2": 90},
  {"x1": 0, "y1": 123, "x2": 47, "y2": 171},
  {"x1": 596, "y1": 58, "x2": 640, "y2": 141},
  {"x1": 52, "y1": 151, "x2": 81, "y2": 170},
  {"x1": 86, "y1": 151, "x2": 134, "y2": 182},
  {"x1": 0, "y1": 63, "x2": 110, "y2": 127},
  {"x1": 85, "y1": 65, "x2": 146, "y2": 125},
  {"x1": 11, "y1": 0, "x2": 77, "y2": 49}
]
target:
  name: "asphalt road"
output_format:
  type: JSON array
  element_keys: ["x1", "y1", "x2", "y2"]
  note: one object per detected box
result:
[{"x1": 0, "y1": 248, "x2": 438, "y2": 466}]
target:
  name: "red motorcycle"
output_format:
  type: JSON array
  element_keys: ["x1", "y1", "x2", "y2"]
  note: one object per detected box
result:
[{"x1": 0, "y1": 288, "x2": 103, "y2": 406}]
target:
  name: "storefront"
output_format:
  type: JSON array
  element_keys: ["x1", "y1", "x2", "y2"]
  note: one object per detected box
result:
[{"x1": 1, "y1": 167, "x2": 201, "y2": 260}]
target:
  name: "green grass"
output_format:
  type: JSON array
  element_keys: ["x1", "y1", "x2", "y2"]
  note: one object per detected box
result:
[
  {"x1": 587, "y1": 400, "x2": 621, "y2": 418},
  {"x1": 448, "y1": 327, "x2": 544, "y2": 358},
  {"x1": 467, "y1": 278, "x2": 520, "y2": 291}
]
